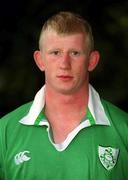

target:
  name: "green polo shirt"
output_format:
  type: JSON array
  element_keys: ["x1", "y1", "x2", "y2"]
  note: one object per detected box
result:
[{"x1": 0, "y1": 85, "x2": 128, "y2": 179}]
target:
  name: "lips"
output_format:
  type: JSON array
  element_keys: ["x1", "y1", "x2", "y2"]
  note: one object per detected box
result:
[{"x1": 57, "y1": 75, "x2": 73, "y2": 81}]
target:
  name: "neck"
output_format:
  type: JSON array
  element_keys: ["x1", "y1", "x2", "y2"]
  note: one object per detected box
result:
[
  {"x1": 44, "y1": 84, "x2": 89, "y2": 144},
  {"x1": 45, "y1": 84, "x2": 89, "y2": 115}
]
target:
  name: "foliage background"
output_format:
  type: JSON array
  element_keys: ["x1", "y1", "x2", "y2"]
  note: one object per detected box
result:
[{"x1": 0, "y1": 0, "x2": 128, "y2": 117}]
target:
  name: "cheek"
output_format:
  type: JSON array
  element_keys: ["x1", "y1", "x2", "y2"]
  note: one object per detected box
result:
[
  {"x1": 74, "y1": 64, "x2": 89, "y2": 81},
  {"x1": 43, "y1": 60, "x2": 53, "y2": 70},
  {"x1": 44, "y1": 62, "x2": 57, "y2": 77},
  {"x1": 74, "y1": 61, "x2": 88, "y2": 73}
]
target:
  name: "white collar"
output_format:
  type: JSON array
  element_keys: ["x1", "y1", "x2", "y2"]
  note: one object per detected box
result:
[{"x1": 19, "y1": 84, "x2": 110, "y2": 126}]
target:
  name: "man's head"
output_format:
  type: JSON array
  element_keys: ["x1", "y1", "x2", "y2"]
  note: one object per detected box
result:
[
  {"x1": 34, "y1": 11, "x2": 100, "y2": 95},
  {"x1": 39, "y1": 11, "x2": 94, "y2": 53}
]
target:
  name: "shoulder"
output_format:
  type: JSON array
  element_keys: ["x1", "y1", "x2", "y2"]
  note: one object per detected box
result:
[
  {"x1": 0, "y1": 102, "x2": 32, "y2": 126},
  {"x1": 101, "y1": 99, "x2": 128, "y2": 124}
]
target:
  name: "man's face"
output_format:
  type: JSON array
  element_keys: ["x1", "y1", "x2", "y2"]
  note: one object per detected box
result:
[{"x1": 37, "y1": 31, "x2": 98, "y2": 95}]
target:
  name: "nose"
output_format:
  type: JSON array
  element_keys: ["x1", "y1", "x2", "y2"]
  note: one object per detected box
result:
[{"x1": 59, "y1": 53, "x2": 71, "y2": 70}]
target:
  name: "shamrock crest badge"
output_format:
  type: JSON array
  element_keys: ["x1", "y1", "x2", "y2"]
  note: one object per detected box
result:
[{"x1": 98, "y1": 146, "x2": 119, "y2": 171}]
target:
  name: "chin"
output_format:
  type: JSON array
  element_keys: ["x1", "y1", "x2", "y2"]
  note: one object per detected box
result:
[{"x1": 56, "y1": 87, "x2": 78, "y2": 95}]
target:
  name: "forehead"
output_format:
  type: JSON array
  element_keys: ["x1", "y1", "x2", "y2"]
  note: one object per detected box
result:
[{"x1": 41, "y1": 30, "x2": 86, "y2": 49}]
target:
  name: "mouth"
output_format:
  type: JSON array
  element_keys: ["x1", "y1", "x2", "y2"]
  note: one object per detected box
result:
[{"x1": 57, "y1": 75, "x2": 73, "y2": 81}]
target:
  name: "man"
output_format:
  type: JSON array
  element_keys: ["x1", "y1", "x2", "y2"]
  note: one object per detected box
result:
[{"x1": 0, "y1": 11, "x2": 128, "y2": 179}]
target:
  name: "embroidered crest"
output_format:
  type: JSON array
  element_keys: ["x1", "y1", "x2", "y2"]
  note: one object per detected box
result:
[{"x1": 98, "y1": 146, "x2": 119, "y2": 170}]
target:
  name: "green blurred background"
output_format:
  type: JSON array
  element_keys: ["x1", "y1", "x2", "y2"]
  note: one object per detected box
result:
[{"x1": 0, "y1": 0, "x2": 128, "y2": 117}]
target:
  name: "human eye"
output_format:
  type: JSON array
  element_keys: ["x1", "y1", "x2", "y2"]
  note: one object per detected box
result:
[
  {"x1": 49, "y1": 50, "x2": 61, "y2": 56},
  {"x1": 70, "y1": 50, "x2": 81, "y2": 57}
]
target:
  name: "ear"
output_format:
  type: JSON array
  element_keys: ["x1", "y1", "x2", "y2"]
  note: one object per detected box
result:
[
  {"x1": 33, "y1": 50, "x2": 45, "y2": 71},
  {"x1": 88, "y1": 51, "x2": 100, "y2": 72}
]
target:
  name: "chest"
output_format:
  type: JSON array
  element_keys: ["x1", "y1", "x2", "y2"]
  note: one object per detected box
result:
[{"x1": 3, "y1": 125, "x2": 128, "y2": 180}]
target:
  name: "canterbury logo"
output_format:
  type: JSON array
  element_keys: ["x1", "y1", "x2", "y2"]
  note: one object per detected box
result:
[{"x1": 14, "y1": 151, "x2": 31, "y2": 165}]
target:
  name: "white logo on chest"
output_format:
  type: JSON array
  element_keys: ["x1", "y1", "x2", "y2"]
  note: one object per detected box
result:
[{"x1": 14, "y1": 151, "x2": 31, "y2": 165}]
